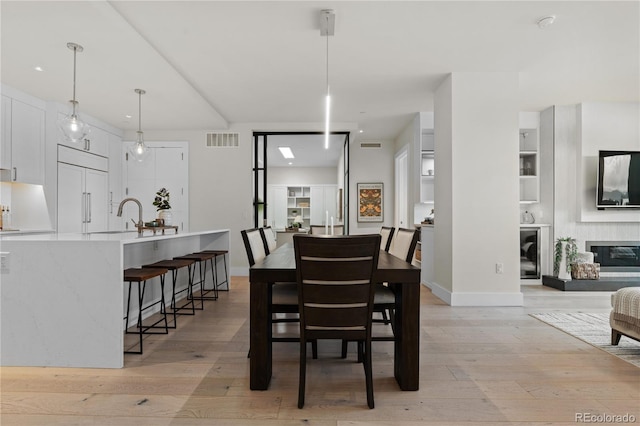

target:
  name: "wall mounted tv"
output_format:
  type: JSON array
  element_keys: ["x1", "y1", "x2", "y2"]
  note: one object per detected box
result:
[{"x1": 596, "y1": 150, "x2": 640, "y2": 208}]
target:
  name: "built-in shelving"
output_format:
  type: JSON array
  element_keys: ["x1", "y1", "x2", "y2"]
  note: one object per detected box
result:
[
  {"x1": 519, "y1": 129, "x2": 539, "y2": 203},
  {"x1": 287, "y1": 186, "x2": 311, "y2": 228}
]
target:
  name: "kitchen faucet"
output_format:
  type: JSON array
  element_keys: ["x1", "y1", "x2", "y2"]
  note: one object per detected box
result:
[{"x1": 117, "y1": 198, "x2": 143, "y2": 234}]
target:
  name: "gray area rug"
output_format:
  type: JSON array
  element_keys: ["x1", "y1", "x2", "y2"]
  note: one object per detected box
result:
[{"x1": 530, "y1": 312, "x2": 640, "y2": 368}]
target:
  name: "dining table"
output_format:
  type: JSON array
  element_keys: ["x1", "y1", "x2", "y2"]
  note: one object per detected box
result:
[{"x1": 249, "y1": 241, "x2": 421, "y2": 391}]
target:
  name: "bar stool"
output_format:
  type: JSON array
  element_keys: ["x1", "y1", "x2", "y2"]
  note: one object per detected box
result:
[
  {"x1": 142, "y1": 258, "x2": 196, "y2": 327},
  {"x1": 174, "y1": 252, "x2": 218, "y2": 307},
  {"x1": 199, "y1": 249, "x2": 229, "y2": 292},
  {"x1": 123, "y1": 267, "x2": 169, "y2": 354}
]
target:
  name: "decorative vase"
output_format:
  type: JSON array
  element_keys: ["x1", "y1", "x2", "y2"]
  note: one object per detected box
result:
[
  {"x1": 158, "y1": 209, "x2": 173, "y2": 226},
  {"x1": 558, "y1": 241, "x2": 572, "y2": 281}
]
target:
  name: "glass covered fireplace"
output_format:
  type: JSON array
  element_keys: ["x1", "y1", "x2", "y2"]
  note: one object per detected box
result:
[{"x1": 586, "y1": 241, "x2": 640, "y2": 272}]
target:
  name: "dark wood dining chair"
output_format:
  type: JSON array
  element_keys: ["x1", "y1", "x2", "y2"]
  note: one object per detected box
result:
[
  {"x1": 260, "y1": 226, "x2": 278, "y2": 254},
  {"x1": 294, "y1": 233, "x2": 381, "y2": 409},
  {"x1": 379, "y1": 226, "x2": 395, "y2": 252},
  {"x1": 343, "y1": 227, "x2": 420, "y2": 358},
  {"x1": 241, "y1": 228, "x2": 315, "y2": 357}
]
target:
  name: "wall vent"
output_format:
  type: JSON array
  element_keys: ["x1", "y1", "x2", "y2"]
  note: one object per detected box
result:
[
  {"x1": 360, "y1": 142, "x2": 382, "y2": 148},
  {"x1": 206, "y1": 132, "x2": 239, "y2": 148}
]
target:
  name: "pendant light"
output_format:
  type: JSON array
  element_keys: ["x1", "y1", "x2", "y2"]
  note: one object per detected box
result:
[
  {"x1": 58, "y1": 42, "x2": 90, "y2": 143},
  {"x1": 129, "y1": 88, "x2": 150, "y2": 162},
  {"x1": 320, "y1": 10, "x2": 335, "y2": 150}
]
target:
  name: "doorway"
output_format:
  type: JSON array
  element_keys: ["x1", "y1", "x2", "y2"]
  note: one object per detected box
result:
[
  {"x1": 395, "y1": 148, "x2": 408, "y2": 228},
  {"x1": 252, "y1": 132, "x2": 349, "y2": 233}
]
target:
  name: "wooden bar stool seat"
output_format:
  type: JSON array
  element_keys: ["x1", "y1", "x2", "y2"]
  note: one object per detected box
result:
[
  {"x1": 174, "y1": 252, "x2": 218, "y2": 306},
  {"x1": 143, "y1": 258, "x2": 196, "y2": 325},
  {"x1": 123, "y1": 267, "x2": 169, "y2": 355},
  {"x1": 200, "y1": 249, "x2": 229, "y2": 292}
]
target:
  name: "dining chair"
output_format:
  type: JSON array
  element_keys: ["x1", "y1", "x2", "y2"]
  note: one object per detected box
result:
[
  {"x1": 309, "y1": 224, "x2": 344, "y2": 235},
  {"x1": 260, "y1": 226, "x2": 278, "y2": 254},
  {"x1": 241, "y1": 228, "x2": 316, "y2": 357},
  {"x1": 379, "y1": 226, "x2": 395, "y2": 252},
  {"x1": 294, "y1": 233, "x2": 381, "y2": 409},
  {"x1": 343, "y1": 227, "x2": 420, "y2": 358}
]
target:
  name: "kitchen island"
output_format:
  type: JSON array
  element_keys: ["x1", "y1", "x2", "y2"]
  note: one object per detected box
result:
[{"x1": 0, "y1": 229, "x2": 229, "y2": 368}]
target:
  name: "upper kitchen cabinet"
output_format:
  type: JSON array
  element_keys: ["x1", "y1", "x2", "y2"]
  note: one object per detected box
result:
[
  {"x1": 56, "y1": 111, "x2": 109, "y2": 157},
  {"x1": 0, "y1": 86, "x2": 46, "y2": 185}
]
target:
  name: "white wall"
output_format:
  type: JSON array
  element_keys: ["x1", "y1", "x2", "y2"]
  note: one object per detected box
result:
[
  {"x1": 554, "y1": 102, "x2": 640, "y2": 258},
  {"x1": 349, "y1": 139, "x2": 395, "y2": 234},
  {"x1": 268, "y1": 167, "x2": 337, "y2": 185},
  {"x1": 433, "y1": 72, "x2": 522, "y2": 306}
]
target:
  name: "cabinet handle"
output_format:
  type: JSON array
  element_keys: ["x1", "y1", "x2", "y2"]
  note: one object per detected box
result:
[
  {"x1": 87, "y1": 193, "x2": 92, "y2": 223},
  {"x1": 12, "y1": 167, "x2": 16, "y2": 181},
  {"x1": 82, "y1": 192, "x2": 87, "y2": 223}
]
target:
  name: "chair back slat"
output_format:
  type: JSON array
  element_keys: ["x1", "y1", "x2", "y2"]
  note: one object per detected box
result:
[
  {"x1": 388, "y1": 228, "x2": 419, "y2": 263},
  {"x1": 261, "y1": 226, "x2": 278, "y2": 254}
]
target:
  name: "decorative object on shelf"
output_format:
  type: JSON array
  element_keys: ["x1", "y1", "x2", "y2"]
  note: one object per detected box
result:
[
  {"x1": 521, "y1": 210, "x2": 535, "y2": 224},
  {"x1": 153, "y1": 188, "x2": 172, "y2": 226},
  {"x1": 554, "y1": 237, "x2": 578, "y2": 280},
  {"x1": 129, "y1": 88, "x2": 150, "y2": 162},
  {"x1": 423, "y1": 208, "x2": 435, "y2": 224},
  {"x1": 58, "y1": 42, "x2": 90, "y2": 143},
  {"x1": 357, "y1": 182, "x2": 383, "y2": 222},
  {"x1": 293, "y1": 215, "x2": 304, "y2": 228}
]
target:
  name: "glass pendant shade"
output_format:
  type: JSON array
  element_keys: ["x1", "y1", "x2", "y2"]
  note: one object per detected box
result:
[
  {"x1": 128, "y1": 89, "x2": 150, "y2": 162},
  {"x1": 59, "y1": 43, "x2": 90, "y2": 143},
  {"x1": 129, "y1": 132, "x2": 150, "y2": 162}
]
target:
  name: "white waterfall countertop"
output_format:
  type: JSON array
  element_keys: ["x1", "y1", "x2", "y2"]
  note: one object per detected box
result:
[{"x1": 1, "y1": 229, "x2": 230, "y2": 368}]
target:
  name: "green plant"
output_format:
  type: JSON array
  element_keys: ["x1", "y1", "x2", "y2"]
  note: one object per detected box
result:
[
  {"x1": 553, "y1": 237, "x2": 577, "y2": 275},
  {"x1": 153, "y1": 188, "x2": 171, "y2": 211}
]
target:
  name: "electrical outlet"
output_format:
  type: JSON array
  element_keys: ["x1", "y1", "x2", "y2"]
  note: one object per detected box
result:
[{"x1": 495, "y1": 262, "x2": 504, "y2": 274}]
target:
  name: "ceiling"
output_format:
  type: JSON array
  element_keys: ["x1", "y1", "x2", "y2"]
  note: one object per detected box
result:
[
  {"x1": 264, "y1": 133, "x2": 346, "y2": 168},
  {"x1": 1, "y1": 1, "x2": 638, "y2": 145}
]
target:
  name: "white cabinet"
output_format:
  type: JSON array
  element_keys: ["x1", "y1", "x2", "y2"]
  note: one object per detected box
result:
[
  {"x1": 58, "y1": 162, "x2": 108, "y2": 233},
  {"x1": 519, "y1": 129, "x2": 539, "y2": 203},
  {"x1": 56, "y1": 112, "x2": 109, "y2": 157},
  {"x1": 310, "y1": 185, "x2": 337, "y2": 225},
  {"x1": 267, "y1": 184, "x2": 338, "y2": 230},
  {"x1": 1, "y1": 93, "x2": 45, "y2": 184}
]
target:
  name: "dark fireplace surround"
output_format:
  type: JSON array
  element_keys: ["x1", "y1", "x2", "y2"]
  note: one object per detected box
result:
[{"x1": 542, "y1": 241, "x2": 640, "y2": 291}]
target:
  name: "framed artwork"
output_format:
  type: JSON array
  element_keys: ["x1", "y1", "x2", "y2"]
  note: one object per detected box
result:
[{"x1": 357, "y1": 183, "x2": 383, "y2": 222}]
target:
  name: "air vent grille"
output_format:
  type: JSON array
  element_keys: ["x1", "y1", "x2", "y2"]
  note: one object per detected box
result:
[
  {"x1": 206, "y1": 132, "x2": 239, "y2": 148},
  {"x1": 360, "y1": 142, "x2": 381, "y2": 148}
]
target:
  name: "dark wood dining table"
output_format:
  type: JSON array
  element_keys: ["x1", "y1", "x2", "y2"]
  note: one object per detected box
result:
[{"x1": 249, "y1": 242, "x2": 421, "y2": 391}]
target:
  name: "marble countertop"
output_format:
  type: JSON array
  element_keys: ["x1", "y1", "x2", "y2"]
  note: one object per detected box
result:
[{"x1": 0, "y1": 228, "x2": 229, "y2": 244}]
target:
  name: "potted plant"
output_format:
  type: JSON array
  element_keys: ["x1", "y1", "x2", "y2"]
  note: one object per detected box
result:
[
  {"x1": 554, "y1": 236, "x2": 577, "y2": 280},
  {"x1": 153, "y1": 188, "x2": 172, "y2": 226}
]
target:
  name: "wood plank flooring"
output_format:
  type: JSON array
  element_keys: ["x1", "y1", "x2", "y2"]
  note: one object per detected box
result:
[{"x1": 1, "y1": 278, "x2": 639, "y2": 425}]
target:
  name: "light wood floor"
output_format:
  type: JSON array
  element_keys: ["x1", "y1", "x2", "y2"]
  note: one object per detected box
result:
[{"x1": 2, "y1": 278, "x2": 639, "y2": 425}]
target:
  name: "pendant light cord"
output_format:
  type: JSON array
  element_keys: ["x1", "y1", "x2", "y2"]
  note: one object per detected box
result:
[
  {"x1": 138, "y1": 91, "x2": 142, "y2": 133},
  {"x1": 71, "y1": 45, "x2": 78, "y2": 116}
]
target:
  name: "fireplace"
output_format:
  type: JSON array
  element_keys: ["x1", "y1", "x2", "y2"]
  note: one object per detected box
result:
[{"x1": 586, "y1": 241, "x2": 640, "y2": 272}]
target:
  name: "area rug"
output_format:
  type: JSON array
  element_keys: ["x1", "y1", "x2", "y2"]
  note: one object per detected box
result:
[{"x1": 530, "y1": 312, "x2": 640, "y2": 368}]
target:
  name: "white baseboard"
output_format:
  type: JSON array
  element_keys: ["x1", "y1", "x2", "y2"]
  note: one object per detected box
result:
[{"x1": 428, "y1": 281, "x2": 524, "y2": 306}]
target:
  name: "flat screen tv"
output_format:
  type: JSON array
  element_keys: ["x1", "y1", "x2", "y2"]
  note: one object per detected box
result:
[{"x1": 596, "y1": 150, "x2": 640, "y2": 208}]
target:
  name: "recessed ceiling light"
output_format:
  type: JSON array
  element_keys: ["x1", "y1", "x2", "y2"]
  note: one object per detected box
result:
[
  {"x1": 125, "y1": 114, "x2": 132, "y2": 119},
  {"x1": 537, "y1": 15, "x2": 556, "y2": 28},
  {"x1": 34, "y1": 66, "x2": 43, "y2": 72},
  {"x1": 359, "y1": 129, "x2": 364, "y2": 133},
  {"x1": 288, "y1": 162, "x2": 293, "y2": 165},
  {"x1": 279, "y1": 146, "x2": 295, "y2": 159}
]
